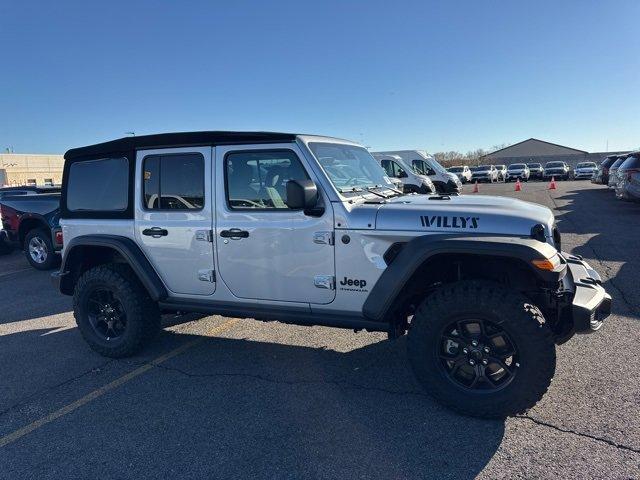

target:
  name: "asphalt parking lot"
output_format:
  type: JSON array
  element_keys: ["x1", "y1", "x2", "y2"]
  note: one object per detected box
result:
[{"x1": 0, "y1": 180, "x2": 638, "y2": 479}]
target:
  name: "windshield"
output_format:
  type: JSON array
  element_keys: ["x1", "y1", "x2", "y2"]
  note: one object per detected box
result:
[
  {"x1": 471, "y1": 165, "x2": 491, "y2": 171},
  {"x1": 308, "y1": 142, "x2": 392, "y2": 192},
  {"x1": 508, "y1": 164, "x2": 526, "y2": 170},
  {"x1": 448, "y1": 167, "x2": 463, "y2": 172},
  {"x1": 528, "y1": 163, "x2": 541, "y2": 168},
  {"x1": 546, "y1": 162, "x2": 564, "y2": 168},
  {"x1": 576, "y1": 163, "x2": 596, "y2": 168}
]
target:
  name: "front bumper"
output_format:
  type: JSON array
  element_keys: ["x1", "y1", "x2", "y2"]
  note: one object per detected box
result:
[
  {"x1": 574, "y1": 172, "x2": 594, "y2": 179},
  {"x1": 561, "y1": 253, "x2": 612, "y2": 333}
]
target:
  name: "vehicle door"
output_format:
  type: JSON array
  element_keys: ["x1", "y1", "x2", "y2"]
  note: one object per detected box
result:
[
  {"x1": 135, "y1": 147, "x2": 216, "y2": 296},
  {"x1": 215, "y1": 144, "x2": 335, "y2": 304}
]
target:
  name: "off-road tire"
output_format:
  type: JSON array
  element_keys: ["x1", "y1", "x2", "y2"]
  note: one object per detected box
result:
[
  {"x1": 24, "y1": 228, "x2": 58, "y2": 270},
  {"x1": 408, "y1": 280, "x2": 556, "y2": 418},
  {"x1": 73, "y1": 263, "x2": 161, "y2": 358}
]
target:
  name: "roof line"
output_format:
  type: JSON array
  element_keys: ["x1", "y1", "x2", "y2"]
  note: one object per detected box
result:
[{"x1": 481, "y1": 138, "x2": 588, "y2": 158}]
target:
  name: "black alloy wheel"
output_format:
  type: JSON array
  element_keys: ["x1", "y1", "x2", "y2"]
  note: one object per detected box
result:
[
  {"x1": 438, "y1": 318, "x2": 518, "y2": 391},
  {"x1": 87, "y1": 288, "x2": 127, "y2": 340}
]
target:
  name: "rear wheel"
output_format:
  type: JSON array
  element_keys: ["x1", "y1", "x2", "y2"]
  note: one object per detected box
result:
[
  {"x1": 73, "y1": 264, "x2": 161, "y2": 358},
  {"x1": 407, "y1": 281, "x2": 556, "y2": 418},
  {"x1": 24, "y1": 229, "x2": 58, "y2": 270}
]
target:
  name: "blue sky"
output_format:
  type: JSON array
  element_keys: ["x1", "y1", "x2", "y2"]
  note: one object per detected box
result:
[{"x1": 1, "y1": 0, "x2": 638, "y2": 154}]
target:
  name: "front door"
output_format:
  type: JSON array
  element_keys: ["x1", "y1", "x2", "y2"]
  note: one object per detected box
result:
[
  {"x1": 215, "y1": 144, "x2": 335, "y2": 304},
  {"x1": 135, "y1": 147, "x2": 216, "y2": 296}
]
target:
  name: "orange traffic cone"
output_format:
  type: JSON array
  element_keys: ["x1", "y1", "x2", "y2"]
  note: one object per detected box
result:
[
  {"x1": 472, "y1": 181, "x2": 479, "y2": 193},
  {"x1": 549, "y1": 177, "x2": 557, "y2": 190},
  {"x1": 515, "y1": 178, "x2": 522, "y2": 192}
]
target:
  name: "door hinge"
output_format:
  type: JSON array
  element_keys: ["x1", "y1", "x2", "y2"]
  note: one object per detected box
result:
[
  {"x1": 314, "y1": 275, "x2": 335, "y2": 290},
  {"x1": 198, "y1": 269, "x2": 216, "y2": 283},
  {"x1": 196, "y1": 229, "x2": 213, "y2": 242},
  {"x1": 313, "y1": 231, "x2": 334, "y2": 245}
]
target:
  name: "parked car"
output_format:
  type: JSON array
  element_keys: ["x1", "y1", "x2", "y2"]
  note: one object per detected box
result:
[
  {"x1": 505, "y1": 163, "x2": 530, "y2": 182},
  {"x1": 607, "y1": 156, "x2": 629, "y2": 188},
  {"x1": 543, "y1": 161, "x2": 570, "y2": 180},
  {"x1": 527, "y1": 163, "x2": 544, "y2": 180},
  {"x1": 495, "y1": 165, "x2": 507, "y2": 181},
  {"x1": 0, "y1": 193, "x2": 62, "y2": 269},
  {"x1": 614, "y1": 152, "x2": 640, "y2": 201},
  {"x1": 592, "y1": 155, "x2": 621, "y2": 185},
  {"x1": 573, "y1": 162, "x2": 597, "y2": 180},
  {"x1": 469, "y1": 164, "x2": 498, "y2": 183},
  {"x1": 372, "y1": 150, "x2": 461, "y2": 194},
  {"x1": 447, "y1": 165, "x2": 472, "y2": 183},
  {"x1": 53, "y1": 130, "x2": 611, "y2": 419}
]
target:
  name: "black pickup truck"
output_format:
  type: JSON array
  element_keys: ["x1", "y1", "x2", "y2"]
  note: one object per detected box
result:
[{"x1": 0, "y1": 192, "x2": 62, "y2": 269}]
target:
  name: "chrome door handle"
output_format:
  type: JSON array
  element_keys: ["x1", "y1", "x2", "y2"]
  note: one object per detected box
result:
[
  {"x1": 220, "y1": 229, "x2": 249, "y2": 239},
  {"x1": 143, "y1": 227, "x2": 168, "y2": 238}
]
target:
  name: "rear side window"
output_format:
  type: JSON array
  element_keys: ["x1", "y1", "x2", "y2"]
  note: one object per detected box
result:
[
  {"x1": 67, "y1": 157, "x2": 129, "y2": 211},
  {"x1": 143, "y1": 153, "x2": 204, "y2": 210},
  {"x1": 620, "y1": 155, "x2": 640, "y2": 170}
]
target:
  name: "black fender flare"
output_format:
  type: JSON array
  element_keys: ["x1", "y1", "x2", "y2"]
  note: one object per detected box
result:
[
  {"x1": 362, "y1": 234, "x2": 564, "y2": 322},
  {"x1": 58, "y1": 234, "x2": 167, "y2": 301}
]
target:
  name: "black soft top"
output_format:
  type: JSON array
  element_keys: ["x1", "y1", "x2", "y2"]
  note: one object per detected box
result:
[{"x1": 64, "y1": 131, "x2": 298, "y2": 160}]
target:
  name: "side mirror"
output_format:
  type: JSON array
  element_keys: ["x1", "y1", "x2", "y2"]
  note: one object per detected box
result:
[{"x1": 286, "y1": 179, "x2": 323, "y2": 215}]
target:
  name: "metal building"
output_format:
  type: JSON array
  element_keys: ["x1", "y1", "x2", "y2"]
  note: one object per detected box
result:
[{"x1": 482, "y1": 138, "x2": 629, "y2": 168}]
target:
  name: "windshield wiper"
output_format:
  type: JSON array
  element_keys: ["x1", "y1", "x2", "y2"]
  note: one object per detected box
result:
[{"x1": 365, "y1": 186, "x2": 391, "y2": 199}]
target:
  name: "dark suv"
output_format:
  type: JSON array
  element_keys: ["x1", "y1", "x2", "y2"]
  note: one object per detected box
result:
[{"x1": 593, "y1": 155, "x2": 622, "y2": 185}]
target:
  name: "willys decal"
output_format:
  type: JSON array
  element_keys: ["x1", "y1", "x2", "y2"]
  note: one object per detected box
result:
[{"x1": 420, "y1": 215, "x2": 480, "y2": 229}]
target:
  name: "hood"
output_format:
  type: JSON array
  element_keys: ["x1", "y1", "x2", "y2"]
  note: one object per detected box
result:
[
  {"x1": 374, "y1": 194, "x2": 555, "y2": 238},
  {"x1": 445, "y1": 172, "x2": 461, "y2": 182}
]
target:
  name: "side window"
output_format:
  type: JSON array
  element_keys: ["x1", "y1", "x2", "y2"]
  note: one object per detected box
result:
[
  {"x1": 412, "y1": 160, "x2": 426, "y2": 175},
  {"x1": 68, "y1": 157, "x2": 129, "y2": 212},
  {"x1": 143, "y1": 153, "x2": 204, "y2": 210},
  {"x1": 380, "y1": 160, "x2": 394, "y2": 177},
  {"x1": 225, "y1": 150, "x2": 309, "y2": 210},
  {"x1": 389, "y1": 161, "x2": 406, "y2": 178}
]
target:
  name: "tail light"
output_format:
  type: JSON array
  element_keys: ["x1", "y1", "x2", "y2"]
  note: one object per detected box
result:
[{"x1": 54, "y1": 229, "x2": 64, "y2": 246}]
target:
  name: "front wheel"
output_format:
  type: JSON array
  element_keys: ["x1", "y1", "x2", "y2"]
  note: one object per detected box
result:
[{"x1": 407, "y1": 281, "x2": 556, "y2": 418}]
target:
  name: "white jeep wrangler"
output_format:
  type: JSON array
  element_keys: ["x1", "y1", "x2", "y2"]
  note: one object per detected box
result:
[{"x1": 53, "y1": 131, "x2": 611, "y2": 418}]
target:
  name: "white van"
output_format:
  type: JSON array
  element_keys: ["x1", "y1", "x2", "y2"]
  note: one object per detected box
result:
[{"x1": 372, "y1": 150, "x2": 461, "y2": 194}]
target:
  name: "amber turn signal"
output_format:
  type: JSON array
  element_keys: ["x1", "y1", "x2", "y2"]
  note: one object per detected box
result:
[{"x1": 532, "y1": 258, "x2": 558, "y2": 271}]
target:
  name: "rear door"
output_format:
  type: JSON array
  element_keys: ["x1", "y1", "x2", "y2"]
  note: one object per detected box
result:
[{"x1": 135, "y1": 147, "x2": 216, "y2": 296}]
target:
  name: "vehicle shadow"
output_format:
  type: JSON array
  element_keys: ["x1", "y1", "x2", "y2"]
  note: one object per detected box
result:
[
  {"x1": 0, "y1": 322, "x2": 506, "y2": 479},
  {"x1": 553, "y1": 186, "x2": 640, "y2": 316},
  {"x1": 0, "y1": 268, "x2": 71, "y2": 324}
]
